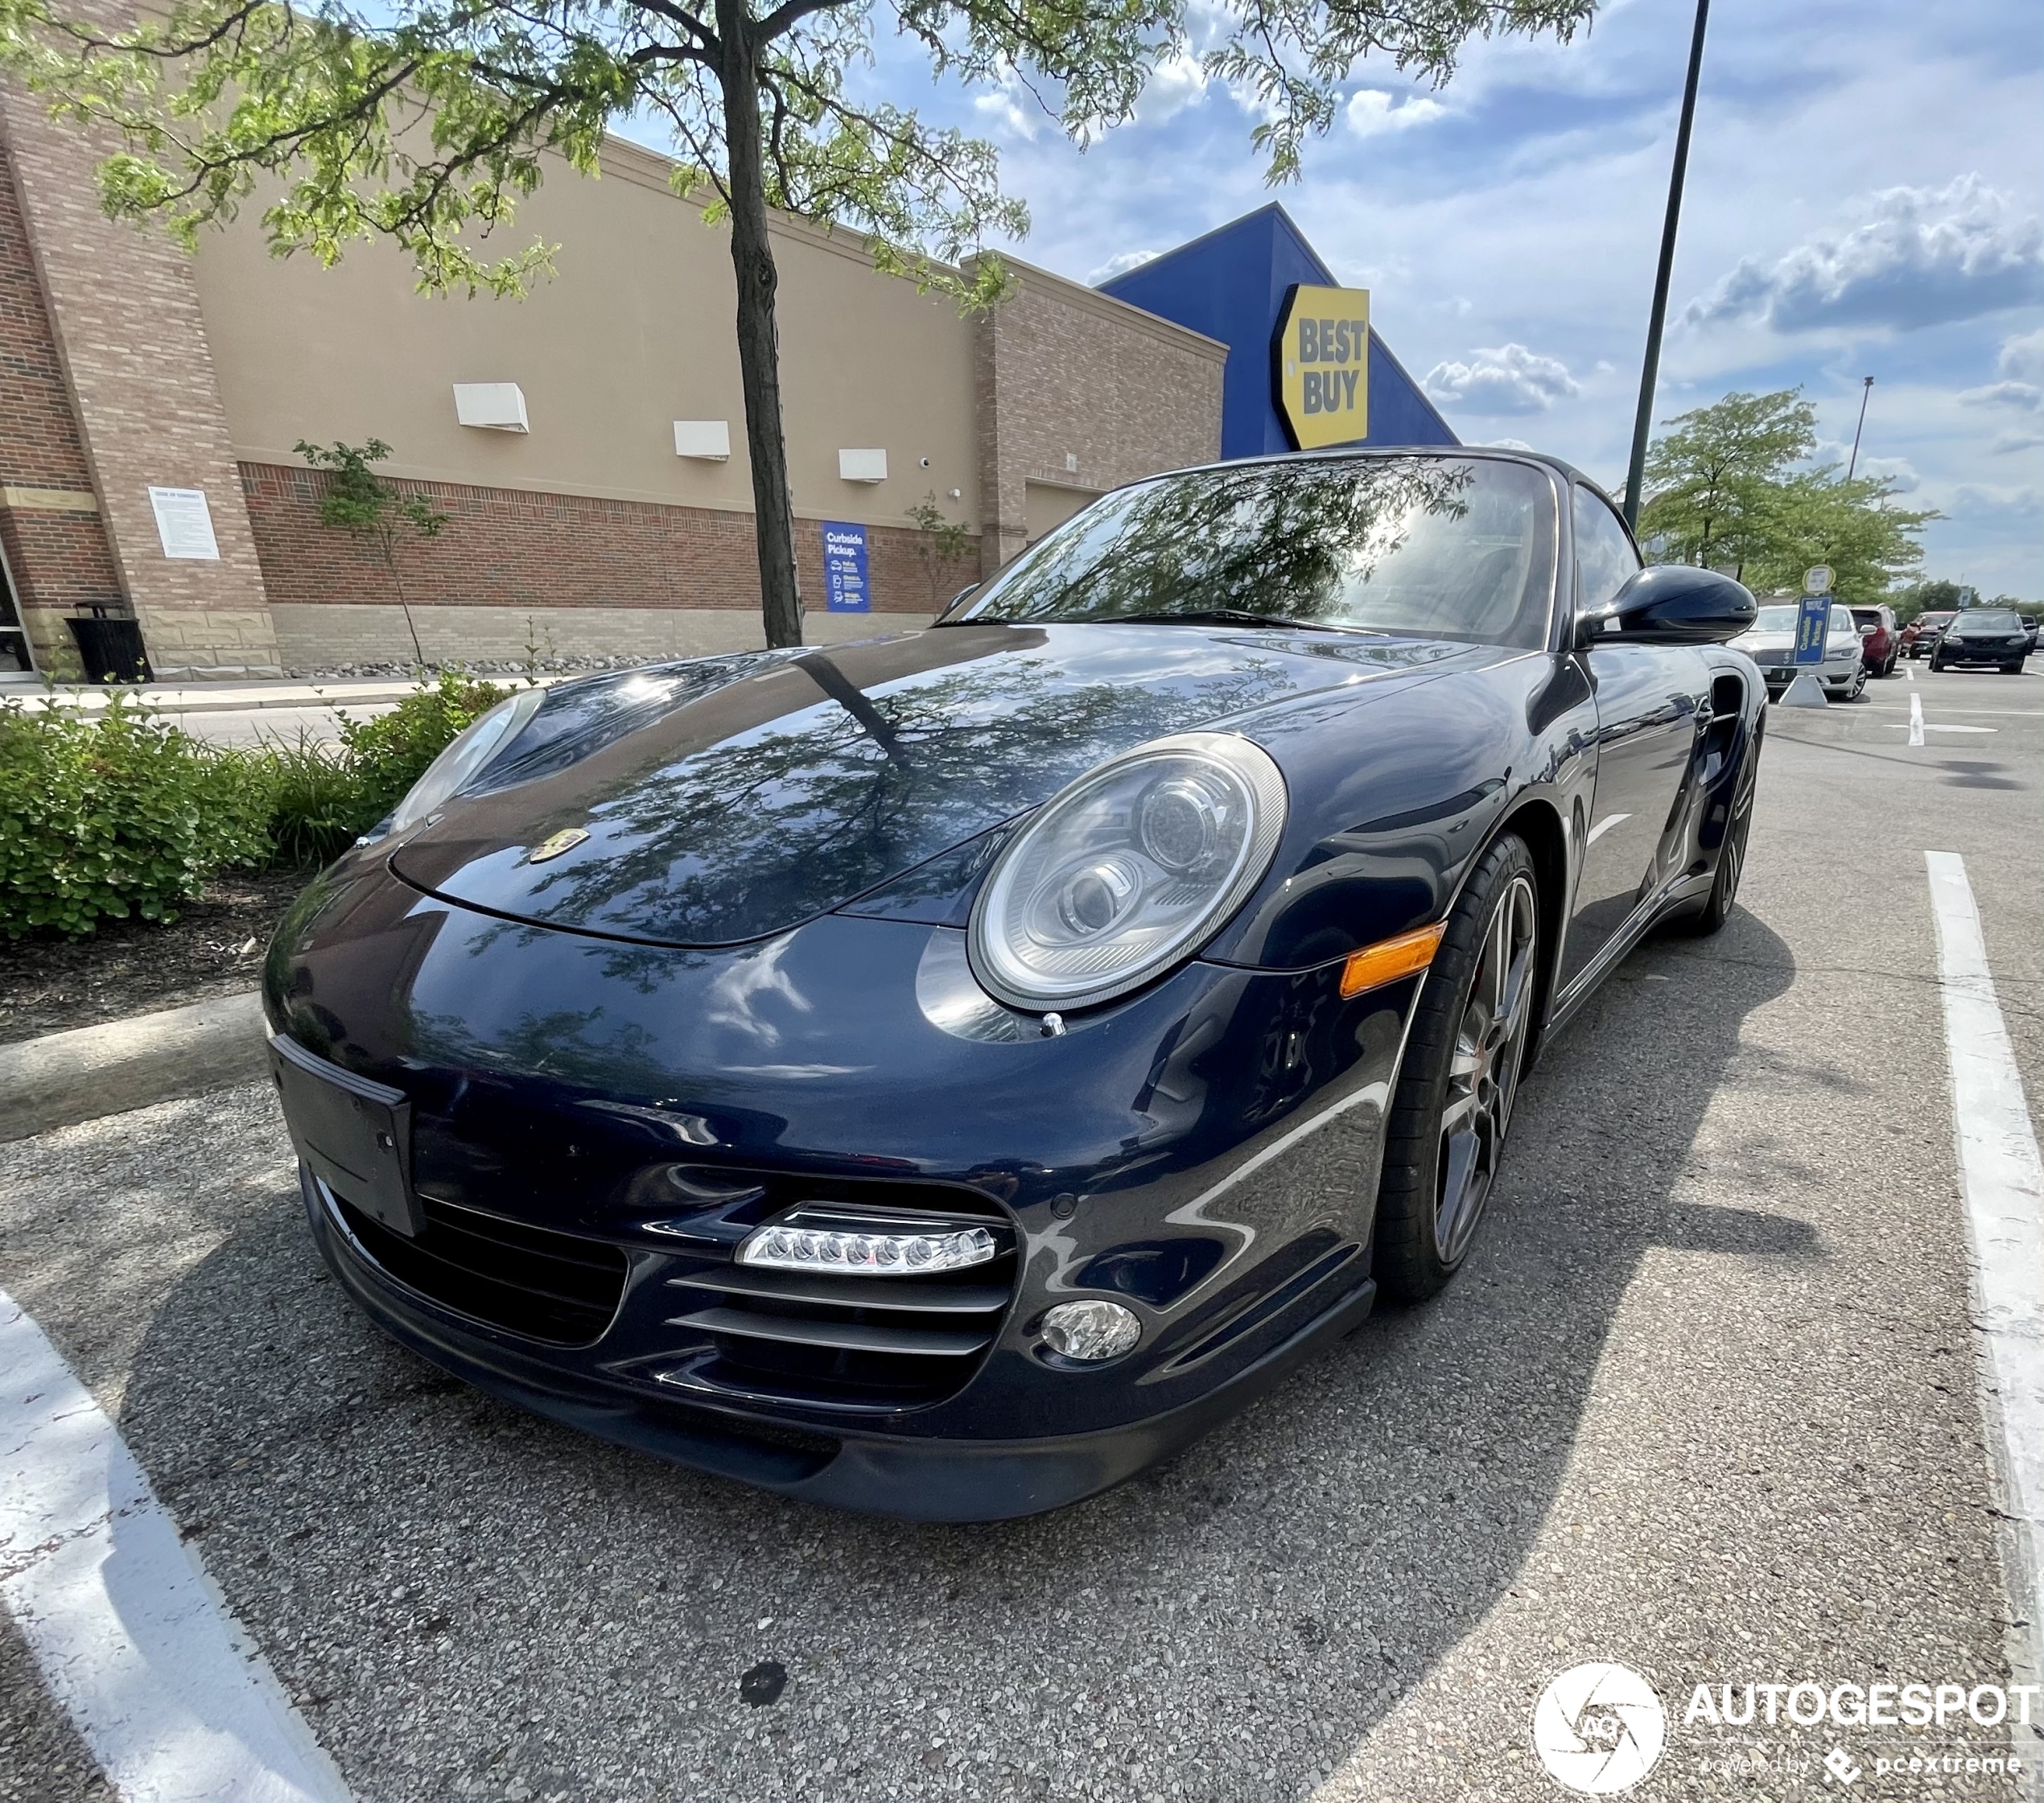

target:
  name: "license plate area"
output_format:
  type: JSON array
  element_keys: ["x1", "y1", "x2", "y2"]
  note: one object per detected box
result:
[{"x1": 270, "y1": 1035, "x2": 421, "y2": 1237}]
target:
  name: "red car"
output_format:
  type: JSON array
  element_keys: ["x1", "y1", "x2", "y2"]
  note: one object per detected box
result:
[
  {"x1": 1850, "y1": 604, "x2": 1900, "y2": 676},
  {"x1": 1904, "y1": 610, "x2": 1955, "y2": 658}
]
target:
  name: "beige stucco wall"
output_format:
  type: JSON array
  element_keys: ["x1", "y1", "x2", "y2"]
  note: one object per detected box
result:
[{"x1": 192, "y1": 138, "x2": 983, "y2": 537}]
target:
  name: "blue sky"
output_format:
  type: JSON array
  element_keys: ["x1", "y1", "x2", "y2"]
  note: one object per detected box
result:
[{"x1": 626, "y1": 0, "x2": 2043, "y2": 595}]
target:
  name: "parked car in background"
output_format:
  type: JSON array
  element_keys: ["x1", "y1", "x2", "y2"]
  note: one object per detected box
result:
[
  {"x1": 1850, "y1": 604, "x2": 1900, "y2": 676},
  {"x1": 1931, "y1": 608, "x2": 2032, "y2": 674},
  {"x1": 1905, "y1": 611, "x2": 1955, "y2": 657},
  {"x1": 1731, "y1": 601, "x2": 1869, "y2": 701}
]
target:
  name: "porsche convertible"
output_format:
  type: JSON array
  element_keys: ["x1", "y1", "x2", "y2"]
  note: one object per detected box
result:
[{"x1": 265, "y1": 448, "x2": 1762, "y2": 1520}]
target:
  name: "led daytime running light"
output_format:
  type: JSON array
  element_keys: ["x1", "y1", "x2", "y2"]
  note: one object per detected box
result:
[{"x1": 738, "y1": 1222, "x2": 998, "y2": 1275}]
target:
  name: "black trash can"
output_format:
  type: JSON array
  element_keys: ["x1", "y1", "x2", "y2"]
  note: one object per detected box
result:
[{"x1": 66, "y1": 614, "x2": 153, "y2": 685}]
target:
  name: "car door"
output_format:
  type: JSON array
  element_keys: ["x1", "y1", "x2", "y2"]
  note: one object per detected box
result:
[{"x1": 1558, "y1": 486, "x2": 1711, "y2": 992}]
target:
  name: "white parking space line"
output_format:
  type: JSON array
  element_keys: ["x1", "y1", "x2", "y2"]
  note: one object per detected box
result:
[
  {"x1": 1926, "y1": 853, "x2": 2044, "y2": 1701},
  {"x1": 1906, "y1": 661, "x2": 1917, "y2": 681},
  {"x1": 0, "y1": 1287, "x2": 354, "y2": 1803},
  {"x1": 1911, "y1": 692, "x2": 1925, "y2": 746}
]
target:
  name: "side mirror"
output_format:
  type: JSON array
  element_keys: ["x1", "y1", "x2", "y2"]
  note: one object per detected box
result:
[
  {"x1": 1859, "y1": 624, "x2": 1877, "y2": 636},
  {"x1": 1576, "y1": 565, "x2": 1758, "y2": 648}
]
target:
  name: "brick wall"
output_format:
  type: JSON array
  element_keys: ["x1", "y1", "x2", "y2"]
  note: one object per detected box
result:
[
  {"x1": 0, "y1": 137, "x2": 126, "y2": 673},
  {"x1": 240, "y1": 462, "x2": 979, "y2": 656},
  {"x1": 971, "y1": 259, "x2": 1226, "y2": 574},
  {"x1": 0, "y1": 77, "x2": 279, "y2": 677}
]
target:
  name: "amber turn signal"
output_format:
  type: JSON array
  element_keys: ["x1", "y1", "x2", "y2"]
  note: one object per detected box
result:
[{"x1": 1338, "y1": 922, "x2": 1448, "y2": 998}]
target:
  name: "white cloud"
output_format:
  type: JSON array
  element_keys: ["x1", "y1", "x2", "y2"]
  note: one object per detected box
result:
[
  {"x1": 1960, "y1": 381, "x2": 2044, "y2": 412},
  {"x1": 1685, "y1": 175, "x2": 2044, "y2": 335},
  {"x1": 1993, "y1": 430, "x2": 2044, "y2": 455},
  {"x1": 1345, "y1": 89, "x2": 1448, "y2": 140},
  {"x1": 1856, "y1": 454, "x2": 1922, "y2": 492},
  {"x1": 1944, "y1": 482, "x2": 2043, "y2": 521},
  {"x1": 973, "y1": 71, "x2": 1045, "y2": 142},
  {"x1": 1090, "y1": 248, "x2": 1160, "y2": 284},
  {"x1": 1486, "y1": 438, "x2": 1535, "y2": 451},
  {"x1": 1134, "y1": 51, "x2": 1210, "y2": 126},
  {"x1": 1998, "y1": 326, "x2": 2044, "y2": 383},
  {"x1": 1423, "y1": 344, "x2": 1580, "y2": 415},
  {"x1": 1958, "y1": 327, "x2": 2044, "y2": 410},
  {"x1": 1814, "y1": 438, "x2": 1922, "y2": 491}
]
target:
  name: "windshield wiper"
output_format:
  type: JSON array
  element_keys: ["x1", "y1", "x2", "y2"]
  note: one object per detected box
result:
[{"x1": 1103, "y1": 609, "x2": 1362, "y2": 634}]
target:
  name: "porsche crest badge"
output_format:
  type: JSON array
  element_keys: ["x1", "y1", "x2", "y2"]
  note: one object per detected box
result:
[{"x1": 525, "y1": 827, "x2": 589, "y2": 864}]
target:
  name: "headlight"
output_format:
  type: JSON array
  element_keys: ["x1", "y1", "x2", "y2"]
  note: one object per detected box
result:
[
  {"x1": 390, "y1": 687, "x2": 547, "y2": 830},
  {"x1": 968, "y1": 731, "x2": 1287, "y2": 1012}
]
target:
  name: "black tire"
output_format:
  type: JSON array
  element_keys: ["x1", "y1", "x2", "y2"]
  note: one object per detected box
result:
[
  {"x1": 1675, "y1": 713, "x2": 1762, "y2": 937},
  {"x1": 2005, "y1": 663, "x2": 2024, "y2": 675},
  {"x1": 1931, "y1": 654, "x2": 1946, "y2": 673},
  {"x1": 1373, "y1": 832, "x2": 1539, "y2": 1302},
  {"x1": 1883, "y1": 656, "x2": 1898, "y2": 677}
]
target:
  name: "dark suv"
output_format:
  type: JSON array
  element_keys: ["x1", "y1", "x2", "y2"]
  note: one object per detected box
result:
[
  {"x1": 1931, "y1": 609, "x2": 2032, "y2": 674},
  {"x1": 1850, "y1": 604, "x2": 1899, "y2": 676}
]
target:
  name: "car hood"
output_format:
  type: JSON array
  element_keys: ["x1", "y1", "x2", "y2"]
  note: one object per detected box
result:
[{"x1": 386, "y1": 622, "x2": 1486, "y2": 947}]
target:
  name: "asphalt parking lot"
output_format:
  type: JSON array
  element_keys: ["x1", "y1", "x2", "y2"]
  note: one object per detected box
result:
[{"x1": 3, "y1": 656, "x2": 2041, "y2": 1803}]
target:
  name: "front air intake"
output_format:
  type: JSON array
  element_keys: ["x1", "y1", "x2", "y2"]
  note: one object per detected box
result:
[{"x1": 654, "y1": 1191, "x2": 1018, "y2": 1410}]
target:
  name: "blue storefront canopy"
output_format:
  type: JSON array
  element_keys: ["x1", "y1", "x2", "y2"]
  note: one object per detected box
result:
[{"x1": 1099, "y1": 203, "x2": 1458, "y2": 460}]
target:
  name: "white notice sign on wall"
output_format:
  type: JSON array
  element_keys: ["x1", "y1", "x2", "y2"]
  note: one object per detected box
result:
[{"x1": 147, "y1": 487, "x2": 220, "y2": 561}]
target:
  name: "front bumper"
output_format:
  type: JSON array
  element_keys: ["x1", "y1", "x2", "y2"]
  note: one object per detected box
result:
[
  {"x1": 1754, "y1": 658, "x2": 1858, "y2": 692},
  {"x1": 303, "y1": 1164, "x2": 1377, "y2": 1519},
  {"x1": 270, "y1": 867, "x2": 1415, "y2": 1518},
  {"x1": 1935, "y1": 642, "x2": 2028, "y2": 666}
]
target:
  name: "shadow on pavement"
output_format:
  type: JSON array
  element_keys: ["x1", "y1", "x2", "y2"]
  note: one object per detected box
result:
[{"x1": 117, "y1": 908, "x2": 1803, "y2": 1803}]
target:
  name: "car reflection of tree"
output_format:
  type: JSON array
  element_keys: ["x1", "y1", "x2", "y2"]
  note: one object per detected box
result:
[
  {"x1": 983, "y1": 455, "x2": 1478, "y2": 630},
  {"x1": 457, "y1": 647, "x2": 1307, "y2": 945}
]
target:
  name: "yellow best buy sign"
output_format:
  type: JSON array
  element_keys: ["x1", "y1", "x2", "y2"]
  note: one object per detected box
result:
[{"x1": 1272, "y1": 285, "x2": 1370, "y2": 450}]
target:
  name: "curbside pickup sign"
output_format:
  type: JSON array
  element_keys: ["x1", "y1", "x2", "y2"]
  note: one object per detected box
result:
[
  {"x1": 822, "y1": 521, "x2": 871, "y2": 613},
  {"x1": 1272, "y1": 284, "x2": 1370, "y2": 451}
]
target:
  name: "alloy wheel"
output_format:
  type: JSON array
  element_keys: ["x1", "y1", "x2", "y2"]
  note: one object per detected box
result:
[{"x1": 1434, "y1": 872, "x2": 1538, "y2": 1264}]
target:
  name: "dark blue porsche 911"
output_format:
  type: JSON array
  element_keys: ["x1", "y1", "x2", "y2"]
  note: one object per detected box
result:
[{"x1": 265, "y1": 447, "x2": 1762, "y2": 1520}]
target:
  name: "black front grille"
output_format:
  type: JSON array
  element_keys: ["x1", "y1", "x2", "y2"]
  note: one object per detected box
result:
[
  {"x1": 655, "y1": 1188, "x2": 1017, "y2": 1410},
  {"x1": 332, "y1": 1189, "x2": 628, "y2": 1346}
]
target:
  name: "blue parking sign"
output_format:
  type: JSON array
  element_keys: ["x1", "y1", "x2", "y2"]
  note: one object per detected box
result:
[
  {"x1": 822, "y1": 522, "x2": 870, "y2": 613},
  {"x1": 1795, "y1": 595, "x2": 1831, "y2": 665}
]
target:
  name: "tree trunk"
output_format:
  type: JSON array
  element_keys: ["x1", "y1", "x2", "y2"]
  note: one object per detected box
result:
[
  {"x1": 716, "y1": 0, "x2": 803, "y2": 651},
  {"x1": 381, "y1": 521, "x2": 427, "y2": 665}
]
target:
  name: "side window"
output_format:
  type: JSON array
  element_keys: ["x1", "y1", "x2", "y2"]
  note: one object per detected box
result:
[{"x1": 1572, "y1": 486, "x2": 1642, "y2": 615}]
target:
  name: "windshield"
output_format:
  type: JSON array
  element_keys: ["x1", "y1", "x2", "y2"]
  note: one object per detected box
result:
[
  {"x1": 1955, "y1": 611, "x2": 2022, "y2": 632},
  {"x1": 1752, "y1": 603, "x2": 1855, "y2": 635},
  {"x1": 947, "y1": 455, "x2": 1557, "y2": 650}
]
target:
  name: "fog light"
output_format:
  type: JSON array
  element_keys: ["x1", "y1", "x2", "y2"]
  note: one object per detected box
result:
[
  {"x1": 737, "y1": 1222, "x2": 997, "y2": 1275},
  {"x1": 1041, "y1": 1299, "x2": 1141, "y2": 1362}
]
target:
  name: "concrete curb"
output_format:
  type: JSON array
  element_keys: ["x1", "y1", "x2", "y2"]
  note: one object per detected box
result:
[
  {"x1": 15, "y1": 681, "x2": 427, "y2": 717},
  {"x1": 0, "y1": 992, "x2": 270, "y2": 1143}
]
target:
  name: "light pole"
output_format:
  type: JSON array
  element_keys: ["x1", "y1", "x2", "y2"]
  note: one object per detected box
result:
[
  {"x1": 1622, "y1": 0, "x2": 1711, "y2": 530},
  {"x1": 1846, "y1": 376, "x2": 1874, "y2": 480}
]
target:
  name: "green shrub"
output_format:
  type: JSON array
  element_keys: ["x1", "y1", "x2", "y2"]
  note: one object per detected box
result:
[
  {"x1": 256, "y1": 735, "x2": 371, "y2": 868},
  {"x1": 0, "y1": 693, "x2": 270, "y2": 938},
  {"x1": 334, "y1": 671, "x2": 509, "y2": 825},
  {"x1": 249, "y1": 670, "x2": 513, "y2": 867}
]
